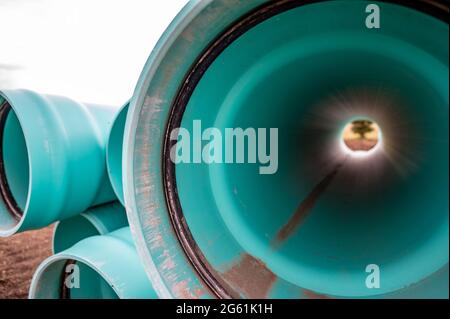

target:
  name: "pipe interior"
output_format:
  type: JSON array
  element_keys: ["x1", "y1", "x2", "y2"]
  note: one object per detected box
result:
[
  {"x1": 174, "y1": 1, "x2": 449, "y2": 297},
  {"x1": 0, "y1": 100, "x2": 30, "y2": 230},
  {"x1": 32, "y1": 259, "x2": 119, "y2": 299}
]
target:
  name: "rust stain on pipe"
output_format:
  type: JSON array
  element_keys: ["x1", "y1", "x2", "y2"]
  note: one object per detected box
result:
[
  {"x1": 222, "y1": 253, "x2": 276, "y2": 299},
  {"x1": 303, "y1": 289, "x2": 332, "y2": 299},
  {"x1": 273, "y1": 160, "x2": 346, "y2": 246}
]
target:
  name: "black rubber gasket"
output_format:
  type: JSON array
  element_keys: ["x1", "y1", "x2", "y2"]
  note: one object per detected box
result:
[
  {"x1": 0, "y1": 101, "x2": 24, "y2": 221},
  {"x1": 162, "y1": 0, "x2": 449, "y2": 299}
]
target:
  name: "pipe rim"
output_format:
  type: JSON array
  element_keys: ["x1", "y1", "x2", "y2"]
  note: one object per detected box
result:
[
  {"x1": 29, "y1": 253, "x2": 120, "y2": 299},
  {"x1": 0, "y1": 93, "x2": 32, "y2": 236},
  {"x1": 30, "y1": 227, "x2": 153, "y2": 299},
  {"x1": 124, "y1": 0, "x2": 222, "y2": 299}
]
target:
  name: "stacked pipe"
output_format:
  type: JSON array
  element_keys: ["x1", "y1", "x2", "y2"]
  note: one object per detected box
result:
[
  {"x1": 0, "y1": 90, "x2": 155, "y2": 298},
  {"x1": 0, "y1": 0, "x2": 449, "y2": 299}
]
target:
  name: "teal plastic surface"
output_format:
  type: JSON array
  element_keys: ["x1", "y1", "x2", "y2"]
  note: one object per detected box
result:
[
  {"x1": 0, "y1": 89, "x2": 118, "y2": 236},
  {"x1": 177, "y1": 1, "x2": 449, "y2": 297},
  {"x1": 53, "y1": 202, "x2": 128, "y2": 253},
  {"x1": 29, "y1": 227, "x2": 157, "y2": 299},
  {"x1": 106, "y1": 103, "x2": 129, "y2": 206},
  {"x1": 124, "y1": 0, "x2": 448, "y2": 298}
]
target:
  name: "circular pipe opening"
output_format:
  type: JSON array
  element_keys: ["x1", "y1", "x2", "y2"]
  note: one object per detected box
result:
[
  {"x1": 30, "y1": 257, "x2": 119, "y2": 299},
  {"x1": 0, "y1": 99, "x2": 30, "y2": 232},
  {"x1": 166, "y1": 1, "x2": 448, "y2": 297},
  {"x1": 341, "y1": 118, "x2": 382, "y2": 157}
]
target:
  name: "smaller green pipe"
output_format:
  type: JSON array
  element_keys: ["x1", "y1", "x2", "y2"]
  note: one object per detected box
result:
[
  {"x1": 29, "y1": 227, "x2": 156, "y2": 299},
  {"x1": 106, "y1": 103, "x2": 129, "y2": 206},
  {"x1": 0, "y1": 89, "x2": 119, "y2": 236},
  {"x1": 52, "y1": 202, "x2": 128, "y2": 254}
]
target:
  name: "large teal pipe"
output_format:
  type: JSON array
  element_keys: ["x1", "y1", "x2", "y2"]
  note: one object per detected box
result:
[
  {"x1": 29, "y1": 227, "x2": 156, "y2": 299},
  {"x1": 124, "y1": 0, "x2": 448, "y2": 298},
  {"x1": 0, "y1": 89, "x2": 118, "y2": 236},
  {"x1": 52, "y1": 202, "x2": 128, "y2": 253},
  {"x1": 106, "y1": 103, "x2": 129, "y2": 206}
]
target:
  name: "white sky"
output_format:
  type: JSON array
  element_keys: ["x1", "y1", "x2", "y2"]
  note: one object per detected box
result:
[{"x1": 0, "y1": 0, "x2": 188, "y2": 106}]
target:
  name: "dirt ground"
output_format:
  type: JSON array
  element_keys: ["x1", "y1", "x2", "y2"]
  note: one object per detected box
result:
[{"x1": 0, "y1": 226, "x2": 53, "y2": 299}]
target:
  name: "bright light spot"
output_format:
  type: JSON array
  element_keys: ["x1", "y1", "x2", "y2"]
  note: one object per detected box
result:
[{"x1": 340, "y1": 118, "x2": 382, "y2": 158}]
